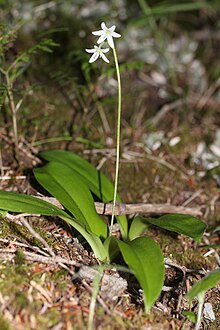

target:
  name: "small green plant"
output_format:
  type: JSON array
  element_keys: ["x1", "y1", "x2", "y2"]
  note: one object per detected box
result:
[
  {"x1": 0, "y1": 148, "x2": 206, "y2": 313},
  {"x1": 0, "y1": 23, "x2": 207, "y2": 314},
  {"x1": 187, "y1": 268, "x2": 220, "y2": 330}
]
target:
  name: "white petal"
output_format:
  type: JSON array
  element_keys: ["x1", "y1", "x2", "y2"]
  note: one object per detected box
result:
[
  {"x1": 101, "y1": 47, "x2": 109, "y2": 53},
  {"x1": 100, "y1": 52, "x2": 109, "y2": 63},
  {"x1": 109, "y1": 25, "x2": 116, "y2": 32},
  {"x1": 89, "y1": 52, "x2": 99, "y2": 63},
  {"x1": 92, "y1": 30, "x2": 103, "y2": 36},
  {"x1": 97, "y1": 34, "x2": 107, "y2": 44},
  {"x1": 111, "y1": 31, "x2": 121, "y2": 38},
  {"x1": 107, "y1": 35, "x2": 114, "y2": 48},
  {"x1": 85, "y1": 48, "x2": 96, "y2": 53},
  {"x1": 101, "y1": 22, "x2": 107, "y2": 30}
]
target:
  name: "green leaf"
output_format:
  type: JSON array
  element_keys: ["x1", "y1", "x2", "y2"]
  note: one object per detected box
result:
[
  {"x1": 182, "y1": 311, "x2": 197, "y2": 323},
  {"x1": 34, "y1": 162, "x2": 107, "y2": 239},
  {"x1": 0, "y1": 190, "x2": 106, "y2": 260},
  {"x1": 188, "y1": 268, "x2": 220, "y2": 302},
  {"x1": 39, "y1": 150, "x2": 128, "y2": 238},
  {"x1": 60, "y1": 214, "x2": 107, "y2": 261},
  {"x1": 129, "y1": 216, "x2": 149, "y2": 241},
  {"x1": 0, "y1": 209, "x2": 8, "y2": 218},
  {"x1": 146, "y1": 214, "x2": 206, "y2": 241},
  {"x1": 118, "y1": 237, "x2": 164, "y2": 313},
  {"x1": 0, "y1": 190, "x2": 71, "y2": 218},
  {"x1": 40, "y1": 150, "x2": 114, "y2": 202},
  {"x1": 103, "y1": 236, "x2": 119, "y2": 262}
]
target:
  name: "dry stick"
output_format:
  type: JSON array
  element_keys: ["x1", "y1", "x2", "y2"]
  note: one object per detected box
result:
[
  {"x1": 203, "y1": 235, "x2": 220, "y2": 267},
  {"x1": 0, "y1": 175, "x2": 26, "y2": 180},
  {"x1": 38, "y1": 196, "x2": 202, "y2": 217},
  {"x1": 0, "y1": 148, "x2": 4, "y2": 177},
  {"x1": 19, "y1": 217, "x2": 56, "y2": 258},
  {"x1": 148, "y1": 99, "x2": 185, "y2": 126},
  {"x1": 96, "y1": 202, "x2": 202, "y2": 217},
  {"x1": 6, "y1": 216, "x2": 81, "y2": 275},
  {"x1": 0, "y1": 248, "x2": 205, "y2": 277},
  {"x1": 197, "y1": 76, "x2": 220, "y2": 110},
  {"x1": 193, "y1": 29, "x2": 220, "y2": 40},
  {"x1": 0, "y1": 237, "x2": 54, "y2": 257},
  {"x1": 0, "y1": 249, "x2": 81, "y2": 267},
  {"x1": 122, "y1": 149, "x2": 178, "y2": 172},
  {"x1": 0, "y1": 131, "x2": 41, "y2": 165}
]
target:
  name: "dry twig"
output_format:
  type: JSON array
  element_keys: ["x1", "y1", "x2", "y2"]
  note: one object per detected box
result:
[
  {"x1": 95, "y1": 202, "x2": 202, "y2": 217},
  {"x1": 19, "y1": 217, "x2": 55, "y2": 257},
  {"x1": 0, "y1": 248, "x2": 81, "y2": 267},
  {"x1": 38, "y1": 196, "x2": 202, "y2": 217}
]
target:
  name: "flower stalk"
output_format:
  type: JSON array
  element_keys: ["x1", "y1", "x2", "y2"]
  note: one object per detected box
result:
[
  {"x1": 110, "y1": 47, "x2": 121, "y2": 235},
  {"x1": 85, "y1": 22, "x2": 122, "y2": 236}
]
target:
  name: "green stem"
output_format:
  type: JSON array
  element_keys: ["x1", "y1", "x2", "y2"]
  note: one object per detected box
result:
[
  {"x1": 110, "y1": 47, "x2": 121, "y2": 235},
  {"x1": 195, "y1": 293, "x2": 204, "y2": 330},
  {"x1": 87, "y1": 266, "x2": 104, "y2": 330},
  {"x1": 5, "y1": 71, "x2": 18, "y2": 147}
]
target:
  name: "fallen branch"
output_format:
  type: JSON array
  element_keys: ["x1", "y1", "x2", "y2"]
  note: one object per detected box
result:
[
  {"x1": 95, "y1": 202, "x2": 202, "y2": 217},
  {"x1": 19, "y1": 217, "x2": 55, "y2": 258},
  {"x1": 39, "y1": 196, "x2": 202, "y2": 217},
  {"x1": 0, "y1": 248, "x2": 82, "y2": 268}
]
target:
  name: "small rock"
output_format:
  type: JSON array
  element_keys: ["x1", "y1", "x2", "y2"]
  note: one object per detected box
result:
[{"x1": 203, "y1": 302, "x2": 215, "y2": 322}]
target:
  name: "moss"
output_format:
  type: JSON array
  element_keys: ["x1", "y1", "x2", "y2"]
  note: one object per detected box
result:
[
  {"x1": 0, "y1": 217, "x2": 56, "y2": 250},
  {"x1": 0, "y1": 220, "x2": 13, "y2": 238},
  {"x1": 0, "y1": 314, "x2": 11, "y2": 330},
  {"x1": 0, "y1": 261, "x2": 61, "y2": 329},
  {"x1": 15, "y1": 291, "x2": 29, "y2": 310},
  {"x1": 34, "y1": 310, "x2": 61, "y2": 330},
  {"x1": 14, "y1": 249, "x2": 25, "y2": 266},
  {"x1": 149, "y1": 228, "x2": 214, "y2": 270},
  {"x1": 51, "y1": 269, "x2": 68, "y2": 283}
]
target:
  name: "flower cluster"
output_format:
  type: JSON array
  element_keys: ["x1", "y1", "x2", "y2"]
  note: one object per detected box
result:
[{"x1": 85, "y1": 22, "x2": 121, "y2": 63}]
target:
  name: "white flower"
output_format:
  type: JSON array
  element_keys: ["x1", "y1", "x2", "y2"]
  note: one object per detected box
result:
[
  {"x1": 85, "y1": 44, "x2": 110, "y2": 63},
  {"x1": 92, "y1": 22, "x2": 121, "y2": 49}
]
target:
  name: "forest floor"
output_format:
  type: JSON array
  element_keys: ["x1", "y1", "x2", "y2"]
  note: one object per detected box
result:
[
  {"x1": 0, "y1": 106, "x2": 220, "y2": 329},
  {"x1": 1, "y1": 2, "x2": 220, "y2": 329}
]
